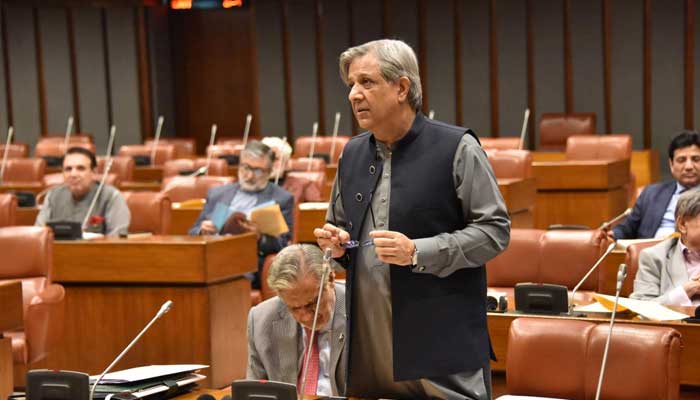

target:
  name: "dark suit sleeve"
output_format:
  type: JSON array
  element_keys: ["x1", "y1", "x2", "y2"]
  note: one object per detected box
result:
[
  {"x1": 613, "y1": 186, "x2": 647, "y2": 239},
  {"x1": 258, "y1": 191, "x2": 294, "y2": 254},
  {"x1": 187, "y1": 187, "x2": 218, "y2": 235}
]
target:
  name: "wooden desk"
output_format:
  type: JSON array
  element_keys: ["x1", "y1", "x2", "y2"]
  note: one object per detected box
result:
[
  {"x1": 533, "y1": 159, "x2": 629, "y2": 229},
  {"x1": 0, "y1": 183, "x2": 44, "y2": 195},
  {"x1": 171, "y1": 208, "x2": 202, "y2": 235},
  {"x1": 119, "y1": 181, "x2": 161, "y2": 192},
  {"x1": 1, "y1": 280, "x2": 22, "y2": 399},
  {"x1": 133, "y1": 166, "x2": 163, "y2": 182},
  {"x1": 488, "y1": 303, "x2": 700, "y2": 386},
  {"x1": 25, "y1": 234, "x2": 257, "y2": 389}
]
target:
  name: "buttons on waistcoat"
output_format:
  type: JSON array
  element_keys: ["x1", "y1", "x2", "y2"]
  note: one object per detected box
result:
[
  {"x1": 355, "y1": 193, "x2": 363, "y2": 202},
  {"x1": 369, "y1": 165, "x2": 376, "y2": 175},
  {"x1": 348, "y1": 221, "x2": 353, "y2": 230}
]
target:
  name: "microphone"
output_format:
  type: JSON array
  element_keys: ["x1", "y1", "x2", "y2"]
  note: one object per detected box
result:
[
  {"x1": 0, "y1": 126, "x2": 14, "y2": 185},
  {"x1": 298, "y1": 248, "x2": 332, "y2": 398},
  {"x1": 594, "y1": 264, "x2": 627, "y2": 400},
  {"x1": 599, "y1": 208, "x2": 632, "y2": 230},
  {"x1": 81, "y1": 158, "x2": 114, "y2": 231},
  {"x1": 307, "y1": 122, "x2": 319, "y2": 172},
  {"x1": 569, "y1": 241, "x2": 616, "y2": 315},
  {"x1": 187, "y1": 166, "x2": 209, "y2": 177},
  {"x1": 205, "y1": 124, "x2": 218, "y2": 176},
  {"x1": 89, "y1": 300, "x2": 173, "y2": 400},
  {"x1": 150, "y1": 116, "x2": 164, "y2": 166}
]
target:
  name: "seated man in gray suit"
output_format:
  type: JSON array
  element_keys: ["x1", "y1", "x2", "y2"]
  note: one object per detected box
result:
[
  {"x1": 632, "y1": 188, "x2": 700, "y2": 306},
  {"x1": 246, "y1": 244, "x2": 346, "y2": 396}
]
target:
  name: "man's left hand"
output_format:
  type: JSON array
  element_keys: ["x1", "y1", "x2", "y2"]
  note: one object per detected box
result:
[
  {"x1": 370, "y1": 230, "x2": 415, "y2": 266},
  {"x1": 240, "y1": 219, "x2": 261, "y2": 239}
]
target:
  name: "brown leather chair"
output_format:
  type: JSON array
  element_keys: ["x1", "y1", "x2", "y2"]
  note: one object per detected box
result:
[
  {"x1": 286, "y1": 157, "x2": 327, "y2": 173},
  {"x1": 122, "y1": 191, "x2": 172, "y2": 234},
  {"x1": 1, "y1": 158, "x2": 46, "y2": 183},
  {"x1": 117, "y1": 144, "x2": 176, "y2": 166},
  {"x1": 0, "y1": 143, "x2": 29, "y2": 158},
  {"x1": 293, "y1": 136, "x2": 350, "y2": 164},
  {"x1": 161, "y1": 175, "x2": 234, "y2": 202},
  {"x1": 215, "y1": 137, "x2": 244, "y2": 147},
  {"x1": 565, "y1": 134, "x2": 632, "y2": 161},
  {"x1": 206, "y1": 144, "x2": 243, "y2": 164},
  {"x1": 97, "y1": 156, "x2": 135, "y2": 183},
  {"x1": 480, "y1": 137, "x2": 522, "y2": 151},
  {"x1": 487, "y1": 229, "x2": 605, "y2": 300},
  {"x1": 486, "y1": 149, "x2": 533, "y2": 179},
  {"x1": 145, "y1": 138, "x2": 196, "y2": 158},
  {"x1": 0, "y1": 193, "x2": 17, "y2": 227},
  {"x1": 283, "y1": 171, "x2": 326, "y2": 204},
  {"x1": 162, "y1": 158, "x2": 229, "y2": 177},
  {"x1": 0, "y1": 226, "x2": 65, "y2": 367},
  {"x1": 539, "y1": 112, "x2": 596, "y2": 151},
  {"x1": 506, "y1": 318, "x2": 681, "y2": 400},
  {"x1": 34, "y1": 140, "x2": 96, "y2": 159},
  {"x1": 620, "y1": 239, "x2": 665, "y2": 297},
  {"x1": 43, "y1": 133, "x2": 93, "y2": 143}
]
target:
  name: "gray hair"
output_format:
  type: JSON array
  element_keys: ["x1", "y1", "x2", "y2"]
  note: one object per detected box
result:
[
  {"x1": 675, "y1": 187, "x2": 700, "y2": 222},
  {"x1": 267, "y1": 244, "x2": 328, "y2": 291},
  {"x1": 339, "y1": 39, "x2": 422, "y2": 111},
  {"x1": 241, "y1": 140, "x2": 275, "y2": 167}
]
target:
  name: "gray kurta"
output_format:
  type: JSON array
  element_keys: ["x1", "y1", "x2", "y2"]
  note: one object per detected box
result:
[
  {"x1": 326, "y1": 134, "x2": 510, "y2": 399},
  {"x1": 35, "y1": 183, "x2": 130, "y2": 236}
]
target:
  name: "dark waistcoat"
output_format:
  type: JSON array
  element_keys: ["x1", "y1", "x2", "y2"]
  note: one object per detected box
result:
[{"x1": 337, "y1": 113, "x2": 491, "y2": 381}]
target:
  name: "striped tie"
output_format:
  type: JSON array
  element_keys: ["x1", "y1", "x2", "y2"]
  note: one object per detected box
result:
[{"x1": 298, "y1": 328, "x2": 320, "y2": 395}]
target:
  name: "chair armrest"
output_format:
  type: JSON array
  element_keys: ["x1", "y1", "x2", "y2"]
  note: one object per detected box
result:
[{"x1": 25, "y1": 283, "x2": 66, "y2": 364}]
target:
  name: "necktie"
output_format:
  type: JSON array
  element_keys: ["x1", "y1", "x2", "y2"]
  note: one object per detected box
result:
[{"x1": 298, "y1": 328, "x2": 320, "y2": 395}]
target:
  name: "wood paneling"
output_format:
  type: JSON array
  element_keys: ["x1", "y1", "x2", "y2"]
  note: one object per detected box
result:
[
  {"x1": 460, "y1": 0, "x2": 491, "y2": 136},
  {"x1": 0, "y1": 6, "x2": 10, "y2": 132},
  {"x1": 33, "y1": 9, "x2": 47, "y2": 135},
  {"x1": 136, "y1": 6, "x2": 153, "y2": 142},
  {"x1": 495, "y1": 0, "x2": 527, "y2": 137},
  {"x1": 426, "y1": 0, "x2": 456, "y2": 124},
  {"x1": 319, "y1": 0, "x2": 351, "y2": 136},
  {"x1": 39, "y1": 8, "x2": 74, "y2": 134},
  {"x1": 287, "y1": 0, "x2": 318, "y2": 138},
  {"x1": 570, "y1": 0, "x2": 605, "y2": 129}
]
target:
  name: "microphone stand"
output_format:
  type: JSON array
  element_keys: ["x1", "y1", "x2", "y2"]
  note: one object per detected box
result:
[
  {"x1": 89, "y1": 300, "x2": 173, "y2": 400},
  {"x1": 569, "y1": 242, "x2": 616, "y2": 315},
  {"x1": 151, "y1": 116, "x2": 164, "y2": 167},
  {"x1": 595, "y1": 264, "x2": 627, "y2": 400},
  {"x1": 0, "y1": 126, "x2": 13, "y2": 185},
  {"x1": 81, "y1": 159, "x2": 113, "y2": 231},
  {"x1": 298, "y1": 248, "x2": 332, "y2": 399},
  {"x1": 307, "y1": 122, "x2": 318, "y2": 172}
]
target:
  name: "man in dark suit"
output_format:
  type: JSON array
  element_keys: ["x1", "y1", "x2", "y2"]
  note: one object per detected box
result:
[
  {"x1": 599, "y1": 131, "x2": 700, "y2": 241},
  {"x1": 189, "y1": 140, "x2": 294, "y2": 288}
]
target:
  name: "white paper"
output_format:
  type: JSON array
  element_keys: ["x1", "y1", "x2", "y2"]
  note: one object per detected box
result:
[
  {"x1": 574, "y1": 302, "x2": 612, "y2": 313},
  {"x1": 496, "y1": 396, "x2": 567, "y2": 400},
  {"x1": 90, "y1": 364, "x2": 208, "y2": 384},
  {"x1": 299, "y1": 202, "x2": 329, "y2": 210},
  {"x1": 594, "y1": 294, "x2": 689, "y2": 321}
]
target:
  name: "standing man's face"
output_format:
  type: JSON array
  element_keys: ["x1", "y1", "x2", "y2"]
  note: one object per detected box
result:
[
  {"x1": 669, "y1": 145, "x2": 700, "y2": 188},
  {"x1": 238, "y1": 153, "x2": 272, "y2": 192},
  {"x1": 346, "y1": 54, "x2": 404, "y2": 136},
  {"x1": 62, "y1": 153, "x2": 95, "y2": 199}
]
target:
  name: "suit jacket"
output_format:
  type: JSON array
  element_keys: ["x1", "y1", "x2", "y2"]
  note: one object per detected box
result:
[
  {"x1": 187, "y1": 182, "x2": 294, "y2": 249},
  {"x1": 613, "y1": 181, "x2": 676, "y2": 239},
  {"x1": 630, "y1": 238, "x2": 688, "y2": 304},
  {"x1": 246, "y1": 283, "x2": 347, "y2": 395}
]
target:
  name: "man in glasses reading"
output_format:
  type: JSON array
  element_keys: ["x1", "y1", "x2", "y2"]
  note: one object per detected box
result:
[{"x1": 189, "y1": 140, "x2": 294, "y2": 289}]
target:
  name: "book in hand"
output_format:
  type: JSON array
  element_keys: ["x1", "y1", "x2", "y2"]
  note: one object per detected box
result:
[
  {"x1": 89, "y1": 364, "x2": 208, "y2": 399},
  {"x1": 212, "y1": 200, "x2": 289, "y2": 237}
]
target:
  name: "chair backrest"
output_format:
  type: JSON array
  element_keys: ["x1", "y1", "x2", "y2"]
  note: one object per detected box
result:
[
  {"x1": 1, "y1": 158, "x2": 46, "y2": 183},
  {"x1": 206, "y1": 144, "x2": 243, "y2": 159},
  {"x1": 480, "y1": 137, "x2": 522, "y2": 151},
  {"x1": 293, "y1": 136, "x2": 350, "y2": 164},
  {"x1": 260, "y1": 254, "x2": 276, "y2": 302},
  {"x1": 486, "y1": 149, "x2": 533, "y2": 179},
  {"x1": 622, "y1": 239, "x2": 665, "y2": 297},
  {"x1": 162, "y1": 158, "x2": 229, "y2": 177},
  {"x1": 0, "y1": 193, "x2": 17, "y2": 227},
  {"x1": 565, "y1": 134, "x2": 632, "y2": 161},
  {"x1": 34, "y1": 140, "x2": 96, "y2": 158},
  {"x1": 161, "y1": 175, "x2": 234, "y2": 202},
  {"x1": 286, "y1": 157, "x2": 327, "y2": 173},
  {"x1": 117, "y1": 144, "x2": 176, "y2": 166},
  {"x1": 122, "y1": 191, "x2": 172, "y2": 234},
  {"x1": 145, "y1": 138, "x2": 196, "y2": 158},
  {"x1": 43, "y1": 133, "x2": 93, "y2": 143},
  {"x1": 487, "y1": 229, "x2": 604, "y2": 290},
  {"x1": 0, "y1": 226, "x2": 53, "y2": 303},
  {"x1": 215, "y1": 137, "x2": 243, "y2": 146},
  {"x1": 97, "y1": 156, "x2": 135, "y2": 182},
  {"x1": 283, "y1": 171, "x2": 326, "y2": 203},
  {"x1": 539, "y1": 113, "x2": 596, "y2": 151},
  {"x1": 506, "y1": 317, "x2": 681, "y2": 400},
  {"x1": 0, "y1": 143, "x2": 29, "y2": 158}
]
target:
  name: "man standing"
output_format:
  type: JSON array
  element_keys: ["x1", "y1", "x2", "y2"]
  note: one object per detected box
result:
[
  {"x1": 314, "y1": 39, "x2": 510, "y2": 399},
  {"x1": 189, "y1": 140, "x2": 294, "y2": 288},
  {"x1": 247, "y1": 244, "x2": 347, "y2": 396},
  {"x1": 35, "y1": 146, "x2": 130, "y2": 236}
]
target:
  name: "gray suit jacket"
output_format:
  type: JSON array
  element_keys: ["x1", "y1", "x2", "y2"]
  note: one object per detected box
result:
[
  {"x1": 246, "y1": 283, "x2": 347, "y2": 395},
  {"x1": 631, "y1": 238, "x2": 689, "y2": 304}
]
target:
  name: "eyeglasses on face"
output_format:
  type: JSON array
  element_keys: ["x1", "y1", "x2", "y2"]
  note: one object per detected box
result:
[{"x1": 240, "y1": 163, "x2": 270, "y2": 177}]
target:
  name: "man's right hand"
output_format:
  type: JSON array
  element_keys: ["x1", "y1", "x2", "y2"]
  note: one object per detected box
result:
[
  {"x1": 592, "y1": 228, "x2": 615, "y2": 247},
  {"x1": 314, "y1": 223, "x2": 350, "y2": 258},
  {"x1": 684, "y1": 274, "x2": 700, "y2": 298},
  {"x1": 199, "y1": 220, "x2": 218, "y2": 235}
]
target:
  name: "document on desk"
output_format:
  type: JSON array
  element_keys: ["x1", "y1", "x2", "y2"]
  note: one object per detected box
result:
[
  {"x1": 90, "y1": 364, "x2": 208, "y2": 384},
  {"x1": 593, "y1": 294, "x2": 689, "y2": 321}
]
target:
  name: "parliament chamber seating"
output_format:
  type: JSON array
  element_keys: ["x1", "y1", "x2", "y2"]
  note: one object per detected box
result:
[
  {"x1": 34, "y1": 140, "x2": 96, "y2": 160},
  {"x1": 145, "y1": 138, "x2": 196, "y2": 158},
  {"x1": 0, "y1": 227, "x2": 65, "y2": 367},
  {"x1": 286, "y1": 157, "x2": 327, "y2": 173},
  {"x1": 215, "y1": 137, "x2": 244, "y2": 146},
  {"x1": 118, "y1": 144, "x2": 177, "y2": 166},
  {"x1": 42, "y1": 133, "x2": 93, "y2": 143},
  {"x1": 97, "y1": 156, "x2": 135, "y2": 182},
  {"x1": 503, "y1": 318, "x2": 681, "y2": 400},
  {"x1": 0, "y1": 193, "x2": 17, "y2": 226},
  {"x1": 620, "y1": 239, "x2": 665, "y2": 297},
  {"x1": 486, "y1": 229, "x2": 605, "y2": 299},
  {"x1": 283, "y1": 171, "x2": 326, "y2": 204},
  {"x1": 293, "y1": 136, "x2": 350, "y2": 163},
  {"x1": 0, "y1": 143, "x2": 29, "y2": 158},
  {"x1": 485, "y1": 149, "x2": 533, "y2": 179},
  {"x1": 122, "y1": 191, "x2": 172, "y2": 234},
  {"x1": 539, "y1": 112, "x2": 596, "y2": 151},
  {"x1": 480, "y1": 137, "x2": 522, "y2": 151},
  {"x1": 163, "y1": 158, "x2": 229, "y2": 177},
  {"x1": 206, "y1": 144, "x2": 242, "y2": 164},
  {"x1": 0, "y1": 158, "x2": 46, "y2": 183},
  {"x1": 161, "y1": 175, "x2": 234, "y2": 202}
]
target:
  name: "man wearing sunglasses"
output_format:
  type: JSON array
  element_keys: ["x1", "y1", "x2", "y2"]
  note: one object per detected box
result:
[
  {"x1": 189, "y1": 140, "x2": 294, "y2": 289},
  {"x1": 247, "y1": 244, "x2": 347, "y2": 396}
]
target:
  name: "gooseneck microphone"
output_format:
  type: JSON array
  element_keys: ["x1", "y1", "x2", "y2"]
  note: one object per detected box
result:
[
  {"x1": 569, "y1": 242, "x2": 616, "y2": 314},
  {"x1": 81, "y1": 158, "x2": 114, "y2": 231},
  {"x1": 298, "y1": 248, "x2": 332, "y2": 398},
  {"x1": 599, "y1": 208, "x2": 632, "y2": 230},
  {"x1": 594, "y1": 264, "x2": 627, "y2": 400},
  {"x1": 89, "y1": 300, "x2": 173, "y2": 400}
]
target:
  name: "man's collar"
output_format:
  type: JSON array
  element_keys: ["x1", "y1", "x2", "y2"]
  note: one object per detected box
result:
[{"x1": 368, "y1": 111, "x2": 425, "y2": 151}]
